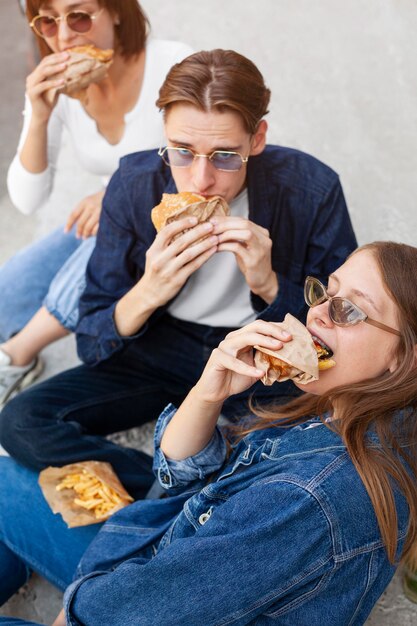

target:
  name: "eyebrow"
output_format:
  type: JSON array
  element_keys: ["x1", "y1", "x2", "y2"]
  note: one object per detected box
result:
[
  {"x1": 167, "y1": 139, "x2": 243, "y2": 152},
  {"x1": 328, "y1": 273, "x2": 381, "y2": 314}
]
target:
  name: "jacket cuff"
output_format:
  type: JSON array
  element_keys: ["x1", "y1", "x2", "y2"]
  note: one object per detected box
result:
[{"x1": 153, "y1": 404, "x2": 227, "y2": 490}]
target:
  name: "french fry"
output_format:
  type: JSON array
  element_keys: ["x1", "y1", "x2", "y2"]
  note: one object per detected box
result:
[{"x1": 56, "y1": 468, "x2": 133, "y2": 520}]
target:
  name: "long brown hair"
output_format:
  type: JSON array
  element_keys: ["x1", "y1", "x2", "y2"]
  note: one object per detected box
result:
[
  {"x1": 244, "y1": 242, "x2": 417, "y2": 564},
  {"x1": 156, "y1": 49, "x2": 271, "y2": 134},
  {"x1": 26, "y1": 0, "x2": 149, "y2": 59}
]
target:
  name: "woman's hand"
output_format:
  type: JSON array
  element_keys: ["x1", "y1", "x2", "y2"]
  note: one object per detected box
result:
[
  {"x1": 160, "y1": 320, "x2": 292, "y2": 460},
  {"x1": 26, "y1": 52, "x2": 69, "y2": 122},
  {"x1": 194, "y1": 320, "x2": 292, "y2": 404},
  {"x1": 65, "y1": 190, "x2": 105, "y2": 239}
]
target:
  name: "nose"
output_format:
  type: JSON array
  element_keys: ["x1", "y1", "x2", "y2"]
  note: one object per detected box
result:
[
  {"x1": 57, "y1": 16, "x2": 76, "y2": 44},
  {"x1": 309, "y1": 300, "x2": 334, "y2": 330},
  {"x1": 190, "y1": 156, "x2": 216, "y2": 194}
]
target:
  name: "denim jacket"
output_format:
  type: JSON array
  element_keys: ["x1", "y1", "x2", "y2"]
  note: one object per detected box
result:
[
  {"x1": 76, "y1": 146, "x2": 357, "y2": 365},
  {"x1": 63, "y1": 405, "x2": 408, "y2": 625}
]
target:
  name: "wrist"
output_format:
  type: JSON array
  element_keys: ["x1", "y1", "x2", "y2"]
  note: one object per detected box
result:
[
  {"x1": 114, "y1": 280, "x2": 158, "y2": 337},
  {"x1": 252, "y1": 272, "x2": 279, "y2": 304}
]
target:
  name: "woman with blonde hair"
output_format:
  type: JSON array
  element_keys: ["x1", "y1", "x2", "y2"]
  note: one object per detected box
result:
[
  {"x1": 0, "y1": 0, "x2": 191, "y2": 403},
  {"x1": 0, "y1": 240, "x2": 416, "y2": 625}
]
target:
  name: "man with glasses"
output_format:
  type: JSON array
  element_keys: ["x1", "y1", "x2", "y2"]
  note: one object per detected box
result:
[{"x1": 0, "y1": 50, "x2": 357, "y2": 500}]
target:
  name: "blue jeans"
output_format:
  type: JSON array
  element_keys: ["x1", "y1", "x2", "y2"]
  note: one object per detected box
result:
[
  {"x1": 0, "y1": 315, "x2": 296, "y2": 499},
  {"x1": 0, "y1": 457, "x2": 99, "y2": 609},
  {"x1": 0, "y1": 227, "x2": 95, "y2": 341}
]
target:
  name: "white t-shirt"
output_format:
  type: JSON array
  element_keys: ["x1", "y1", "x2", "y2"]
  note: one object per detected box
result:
[
  {"x1": 7, "y1": 39, "x2": 193, "y2": 215},
  {"x1": 168, "y1": 189, "x2": 257, "y2": 328}
]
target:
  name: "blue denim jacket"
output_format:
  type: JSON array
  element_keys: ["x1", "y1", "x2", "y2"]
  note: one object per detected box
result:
[
  {"x1": 76, "y1": 146, "x2": 357, "y2": 365},
  {"x1": 63, "y1": 405, "x2": 408, "y2": 625}
]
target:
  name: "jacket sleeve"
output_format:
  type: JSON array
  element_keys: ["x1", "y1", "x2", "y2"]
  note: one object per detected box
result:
[
  {"x1": 7, "y1": 96, "x2": 64, "y2": 215},
  {"x1": 152, "y1": 404, "x2": 228, "y2": 490},
  {"x1": 63, "y1": 480, "x2": 333, "y2": 626},
  {"x1": 254, "y1": 178, "x2": 357, "y2": 324},
  {"x1": 75, "y1": 169, "x2": 150, "y2": 365}
]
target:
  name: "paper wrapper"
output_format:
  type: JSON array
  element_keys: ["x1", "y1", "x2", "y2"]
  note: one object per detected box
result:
[
  {"x1": 254, "y1": 313, "x2": 319, "y2": 386},
  {"x1": 151, "y1": 193, "x2": 229, "y2": 242},
  {"x1": 39, "y1": 461, "x2": 133, "y2": 528},
  {"x1": 45, "y1": 45, "x2": 114, "y2": 106}
]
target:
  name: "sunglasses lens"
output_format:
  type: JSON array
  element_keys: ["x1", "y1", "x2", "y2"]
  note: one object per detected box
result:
[
  {"x1": 304, "y1": 278, "x2": 326, "y2": 307},
  {"x1": 164, "y1": 148, "x2": 194, "y2": 168},
  {"x1": 67, "y1": 11, "x2": 93, "y2": 33},
  {"x1": 211, "y1": 152, "x2": 243, "y2": 171},
  {"x1": 35, "y1": 16, "x2": 57, "y2": 37},
  {"x1": 330, "y1": 298, "x2": 364, "y2": 325}
]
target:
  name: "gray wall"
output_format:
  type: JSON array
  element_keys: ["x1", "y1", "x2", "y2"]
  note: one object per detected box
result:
[{"x1": 141, "y1": 0, "x2": 417, "y2": 246}]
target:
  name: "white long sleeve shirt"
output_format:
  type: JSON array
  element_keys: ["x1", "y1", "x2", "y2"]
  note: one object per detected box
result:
[{"x1": 7, "y1": 39, "x2": 193, "y2": 215}]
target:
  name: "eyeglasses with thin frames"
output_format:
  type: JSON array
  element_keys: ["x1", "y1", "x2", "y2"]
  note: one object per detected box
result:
[
  {"x1": 30, "y1": 9, "x2": 104, "y2": 39},
  {"x1": 304, "y1": 276, "x2": 401, "y2": 336},
  {"x1": 158, "y1": 146, "x2": 249, "y2": 172}
]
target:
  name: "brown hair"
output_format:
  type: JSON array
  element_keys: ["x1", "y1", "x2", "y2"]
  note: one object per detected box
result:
[
  {"x1": 26, "y1": 0, "x2": 149, "y2": 59},
  {"x1": 156, "y1": 49, "x2": 271, "y2": 134},
  {"x1": 242, "y1": 241, "x2": 417, "y2": 564}
]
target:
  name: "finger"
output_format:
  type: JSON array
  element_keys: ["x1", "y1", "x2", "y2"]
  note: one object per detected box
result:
[
  {"x1": 225, "y1": 320, "x2": 292, "y2": 343},
  {"x1": 213, "y1": 349, "x2": 264, "y2": 379},
  {"x1": 217, "y1": 229, "x2": 253, "y2": 244},
  {"x1": 80, "y1": 214, "x2": 98, "y2": 239},
  {"x1": 65, "y1": 204, "x2": 85, "y2": 232},
  {"x1": 76, "y1": 211, "x2": 92, "y2": 238},
  {"x1": 169, "y1": 236, "x2": 219, "y2": 272},
  {"x1": 169, "y1": 222, "x2": 216, "y2": 254},
  {"x1": 174, "y1": 245, "x2": 218, "y2": 280},
  {"x1": 219, "y1": 331, "x2": 284, "y2": 357},
  {"x1": 154, "y1": 217, "x2": 199, "y2": 247}
]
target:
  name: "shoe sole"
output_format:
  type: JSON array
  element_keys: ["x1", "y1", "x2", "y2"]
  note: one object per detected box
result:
[{"x1": 0, "y1": 357, "x2": 44, "y2": 406}]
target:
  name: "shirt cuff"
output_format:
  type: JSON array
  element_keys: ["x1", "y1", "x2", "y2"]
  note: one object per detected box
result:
[{"x1": 152, "y1": 404, "x2": 227, "y2": 489}]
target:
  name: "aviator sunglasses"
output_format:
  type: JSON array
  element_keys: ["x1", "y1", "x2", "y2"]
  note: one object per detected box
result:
[
  {"x1": 30, "y1": 8, "x2": 104, "y2": 39},
  {"x1": 158, "y1": 146, "x2": 249, "y2": 172},
  {"x1": 304, "y1": 276, "x2": 401, "y2": 336}
]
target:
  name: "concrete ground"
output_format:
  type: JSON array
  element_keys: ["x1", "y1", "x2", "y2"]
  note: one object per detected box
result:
[{"x1": 1, "y1": 1, "x2": 417, "y2": 624}]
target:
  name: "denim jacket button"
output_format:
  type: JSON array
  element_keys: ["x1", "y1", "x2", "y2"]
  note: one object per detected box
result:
[
  {"x1": 198, "y1": 511, "x2": 212, "y2": 525},
  {"x1": 161, "y1": 474, "x2": 170, "y2": 484}
]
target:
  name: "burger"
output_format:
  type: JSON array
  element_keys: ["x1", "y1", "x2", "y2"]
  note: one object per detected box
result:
[
  {"x1": 45, "y1": 45, "x2": 114, "y2": 105},
  {"x1": 254, "y1": 314, "x2": 336, "y2": 386},
  {"x1": 151, "y1": 192, "x2": 230, "y2": 241}
]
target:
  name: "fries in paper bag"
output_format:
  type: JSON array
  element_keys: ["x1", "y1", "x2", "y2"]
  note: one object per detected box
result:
[{"x1": 39, "y1": 461, "x2": 133, "y2": 528}]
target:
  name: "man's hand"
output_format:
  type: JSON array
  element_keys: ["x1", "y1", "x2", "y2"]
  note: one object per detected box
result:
[
  {"x1": 65, "y1": 190, "x2": 105, "y2": 239},
  {"x1": 114, "y1": 216, "x2": 218, "y2": 337},
  {"x1": 211, "y1": 216, "x2": 278, "y2": 303}
]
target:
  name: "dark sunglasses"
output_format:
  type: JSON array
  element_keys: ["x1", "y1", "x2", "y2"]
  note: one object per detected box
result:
[
  {"x1": 30, "y1": 9, "x2": 103, "y2": 39},
  {"x1": 158, "y1": 146, "x2": 249, "y2": 172},
  {"x1": 304, "y1": 276, "x2": 401, "y2": 336}
]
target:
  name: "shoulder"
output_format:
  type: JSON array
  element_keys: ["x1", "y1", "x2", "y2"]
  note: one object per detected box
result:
[
  {"x1": 146, "y1": 38, "x2": 193, "y2": 66},
  {"x1": 251, "y1": 145, "x2": 341, "y2": 197}
]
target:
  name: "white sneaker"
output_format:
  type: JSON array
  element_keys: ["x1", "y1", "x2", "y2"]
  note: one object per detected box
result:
[{"x1": 0, "y1": 349, "x2": 44, "y2": 405}]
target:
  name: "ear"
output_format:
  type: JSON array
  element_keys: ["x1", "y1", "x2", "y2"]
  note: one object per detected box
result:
[{"x1": 249, "y1": 120, "x2": 268, "y2": 156}]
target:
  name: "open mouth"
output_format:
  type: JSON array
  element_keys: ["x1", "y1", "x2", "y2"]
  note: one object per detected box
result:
[{"x1": 311, "y1": 335, "x2": 334, "y2": 361}]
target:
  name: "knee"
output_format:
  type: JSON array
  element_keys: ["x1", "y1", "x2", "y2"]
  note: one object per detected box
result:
[{"x1": 0, "y1": 393, "x2": 42, "y2": 465}]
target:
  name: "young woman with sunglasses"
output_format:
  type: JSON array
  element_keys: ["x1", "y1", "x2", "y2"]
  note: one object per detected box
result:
[
  {"x1": 0, "y1": 241, "x2": 416, "y2": 625},
  {"x1": 0, "y1": 0, "x2": 192, "y2": 403}
]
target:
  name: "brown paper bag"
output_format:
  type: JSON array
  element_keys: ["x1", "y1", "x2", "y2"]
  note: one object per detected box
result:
[
  {"x1": 39, "y1": 461, "x2": 133, "y2": 528},
  {"x1": 254, "y1": 313, "x2": 319, "y2": 386}
]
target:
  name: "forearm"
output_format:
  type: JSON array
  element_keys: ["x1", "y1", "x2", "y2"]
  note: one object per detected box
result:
[
  {"x1": 160, "y1": 386, "x2": 223, "y2": 460},
  {"x1": 253, "y1": 270, "x2": 278, "y2": 304},
  {"x1": 19, "y1": 118, "x2": 49, "y2": 173},
  {"x1": 113, "y1": 277, "x2": 162, "y2": 337}
]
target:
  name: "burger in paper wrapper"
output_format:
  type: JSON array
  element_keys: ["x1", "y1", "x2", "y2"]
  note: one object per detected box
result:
[
  {"x1": 45, "y1": 45, "x2": 114, "y2": 106},
  {"x1": 254, "y1": 314, "x2": 320, "y2": 386},
  {"x1": 39, "y1": 461, "x2": 133, "y2": 528},
  {"x1": 151, "y1": 192, "x2": 229, "y2": 242}
]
